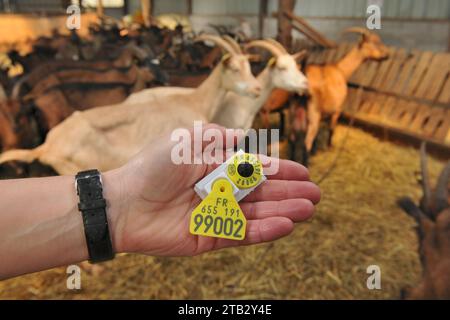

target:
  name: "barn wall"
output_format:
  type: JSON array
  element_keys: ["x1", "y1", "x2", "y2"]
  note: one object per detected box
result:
[
  {"x1": 147, "y1": 0, "x2": 450, "y2": 52},
  {"x1": 261, "y1": 17, "x2": 449, "y2": 52},
  {"x1": 0, "y1": 13, "x2": 98, "y2": 49},
  {"x1": 3, "y1": 0, "x2": 446, "y2": 52}
]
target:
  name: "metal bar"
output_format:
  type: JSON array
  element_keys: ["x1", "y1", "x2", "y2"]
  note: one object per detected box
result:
[
  {"x1": 284, "y1": 10, "x2": 336, "y2": 48},
  {"x1": 259, "y1": 0, "x2": 268, "y2": 39}
]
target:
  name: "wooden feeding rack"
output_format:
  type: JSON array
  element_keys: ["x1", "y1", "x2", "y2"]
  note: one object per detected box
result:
[{"x1": 307, "y1": 43, "x2": 450, "y2": 154}]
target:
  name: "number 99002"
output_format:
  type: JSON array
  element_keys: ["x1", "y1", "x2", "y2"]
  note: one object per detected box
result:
[{"x1": 193, "y1": 214, "x2": 244, "y2": 238}]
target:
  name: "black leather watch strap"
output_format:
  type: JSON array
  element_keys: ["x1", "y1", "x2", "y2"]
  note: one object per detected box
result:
[{"x1": 75, "y1": 169, "x2": 115, "y2": 263}]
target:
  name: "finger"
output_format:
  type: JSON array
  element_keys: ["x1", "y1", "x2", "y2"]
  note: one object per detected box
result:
[
  {"x1": 213, "y1": 217, "x2": 294, "y2": 250},
  {"x1": 259, "y1": 156, "x2": 310, "y2": 181},
  {"x1": 205, "y1": 156, "x2": 309, "y2": 181},
  {"x1": 243, "y1": 180, "x2": 321, "y2": 204},
  {"x1": 240, "y1": 198, "x2": 315, "y2": 221}
]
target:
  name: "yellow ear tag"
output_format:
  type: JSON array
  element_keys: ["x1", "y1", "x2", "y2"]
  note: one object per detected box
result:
[
  {"x1": 267, "y1": 57, "x2": 276, "y2": 67},
  {"x1": 221, "y1": 53, "x2": 231, "y2": 62},
  {"x1": 190, "y1": 178, "x2": 247, "y2": 240}
]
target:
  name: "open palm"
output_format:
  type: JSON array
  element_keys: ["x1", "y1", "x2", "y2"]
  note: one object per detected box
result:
[{"x1": 107, "y1": 125, "x2": 321, "y2": 256}]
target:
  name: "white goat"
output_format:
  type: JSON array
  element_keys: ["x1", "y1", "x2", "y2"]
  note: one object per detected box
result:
[
  {"x1": 127, "y1": 38, "x2": 308, "y2": 131},
  {"x1": 213, "y1": 38, "x2": 308, "y2": 130},
  {"x1": 123, "y1": 36, "x2": 261, "y2": 120},
  {"x1": 0, "y1": 35, "x2": 261, "y2": 174}
]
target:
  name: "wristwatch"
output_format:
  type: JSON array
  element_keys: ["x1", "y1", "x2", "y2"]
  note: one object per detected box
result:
[{"x1": 75, "y1": 169, "x2": 115, "y2": 263}]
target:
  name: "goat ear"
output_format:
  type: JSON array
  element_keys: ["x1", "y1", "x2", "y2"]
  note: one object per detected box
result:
[{"x1": 292, "y1": 50, "x2": 307, "y2": 62}]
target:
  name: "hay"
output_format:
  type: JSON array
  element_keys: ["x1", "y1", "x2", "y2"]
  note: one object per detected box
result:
[{"x1": 0, "y1": 125, "x2": 446, "y2": 299}]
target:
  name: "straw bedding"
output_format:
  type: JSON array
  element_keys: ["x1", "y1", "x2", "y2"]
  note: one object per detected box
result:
[{"x1": 0, "y1": 124, "x2": 446, "y2": 299}]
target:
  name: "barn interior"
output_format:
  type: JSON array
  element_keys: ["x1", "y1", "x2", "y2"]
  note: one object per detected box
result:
[{"x1": 0, "y1": 0, "x2": 449, "y2": 299}]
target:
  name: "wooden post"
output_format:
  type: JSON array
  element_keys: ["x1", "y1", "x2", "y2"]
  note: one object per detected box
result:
[
  {"x1": 277, "y1": 0, "x2": 296, "y2": 49},
  {"x1": 448, "y1": 23, "x2": 450, "y2": 52},
  {"x1": 141, "y1": 0, "x2": 152, "y2": 27},
  {"x1": 187, "y1": 0, "x2": 193, "y2": 15},
  {"x1": 97, "y1": 0, "x2": 104, "y2": 18},
  {"x1": 259, "y1": 0, "x2": 268, "y2": 39},
  {"x1": 60, "y1": 0, "x2": 71, "y2": 10},
  {"x1": 123, "y1": 0, "x2": 129, "y2": 16}
]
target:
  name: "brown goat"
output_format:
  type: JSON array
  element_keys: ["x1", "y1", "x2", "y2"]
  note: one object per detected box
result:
[
  {"x1": 26, "y1": 65, "x2": 150, "y2": 97},
  {"x1": 27, "y1": 65, "x2": 154, "y2": 134},
  {"x1": 0, "y1": 100, "x2": 39, "y2": 151},
  {"x1": 259, "y1": 28, "x2": 388, "y2": 163},
  {"x1": 1, "y1": 64, "x2": 154, "y2": 151},
  {"x1": 12, "y1": 43, "x2": 160, "y2": 99},
  {"x1": 397, "y1": 143, "x2": 450, "y2": 299},
  {"x1": 303, "y1": 28, "x2": 389, "y2": 152}
]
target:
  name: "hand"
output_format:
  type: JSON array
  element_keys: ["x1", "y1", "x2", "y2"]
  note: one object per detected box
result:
[{"x1": 106, "y1": 124, "x2": 321, "y2": 256}]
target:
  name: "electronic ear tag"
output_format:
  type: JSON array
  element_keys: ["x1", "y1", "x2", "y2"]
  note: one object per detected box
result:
[{"x1": 190, "y1": 151, "x2": 266, "y2": 240}]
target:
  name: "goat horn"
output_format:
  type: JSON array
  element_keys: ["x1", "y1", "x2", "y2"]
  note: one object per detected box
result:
[
  {"x1": 11, "y1": 73, "x2": 29, "y2": 100},
  {"x1": 195, "y1": 34, "x2": 236, "y2": 55},
  {"x1": 245, "y1": 40, "x2": 282, "y2": 57},
  {"x1": 433, "y1": 161, "x2": 450, "y2": 215},
  {"x1": 222, "y1": 35, "x2": 243, "y2": 54},
  {"x1": 343, "y1": 27, "x2": 371, "y2": 36},
  {"x1": 420, "y1": 142, "x2": 432, "y2": 214},
  {"x1": 264, "y1": 38, "x2": 288, "y2": 54}
]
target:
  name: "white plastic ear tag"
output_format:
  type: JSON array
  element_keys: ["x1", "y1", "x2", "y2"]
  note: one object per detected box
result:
[{"x1": 190, "y1": 151, "x2": 266, "y2": 240}]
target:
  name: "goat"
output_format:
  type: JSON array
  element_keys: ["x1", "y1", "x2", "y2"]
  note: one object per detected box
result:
[
  {"x1": 213, "y1": 38, "x2": 308, "y2": 130},
  {"x1": 0, "y1": 35, "x2": 261, "y2": 175},
  {"x1": 12, "y1": 43, "x2": 166, "y2": 99},
  {"x1": 33, "y1": 77, "x2": 153, "y2": 132},
  {"x1": 0, "y1": 100, "x2": 39, "y2": 152},
  {"x1": 124, "y1": 35, "x2": 261, "y2": 120},
  {"x1": 26, "y1": 65, "x2": 153, "y2": 98},
  {"x1": 303, "y1": 28, "x2": 389, "y2": 152},
  {"x1": 129, "y1": 37, "x2": 308, "y2": 130},
  {"x1": 6, "y1": 31, "x2": 80, "y2": 74},
  {"x1": 397, "y1": 143, "x2": 450, "y2": 299},
  {"x1": 0, "y1": 64, "x2": 156, "y2": 150},
  {"x1": 28, "y1": 65, "x2": 153, "y2": 133}
]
